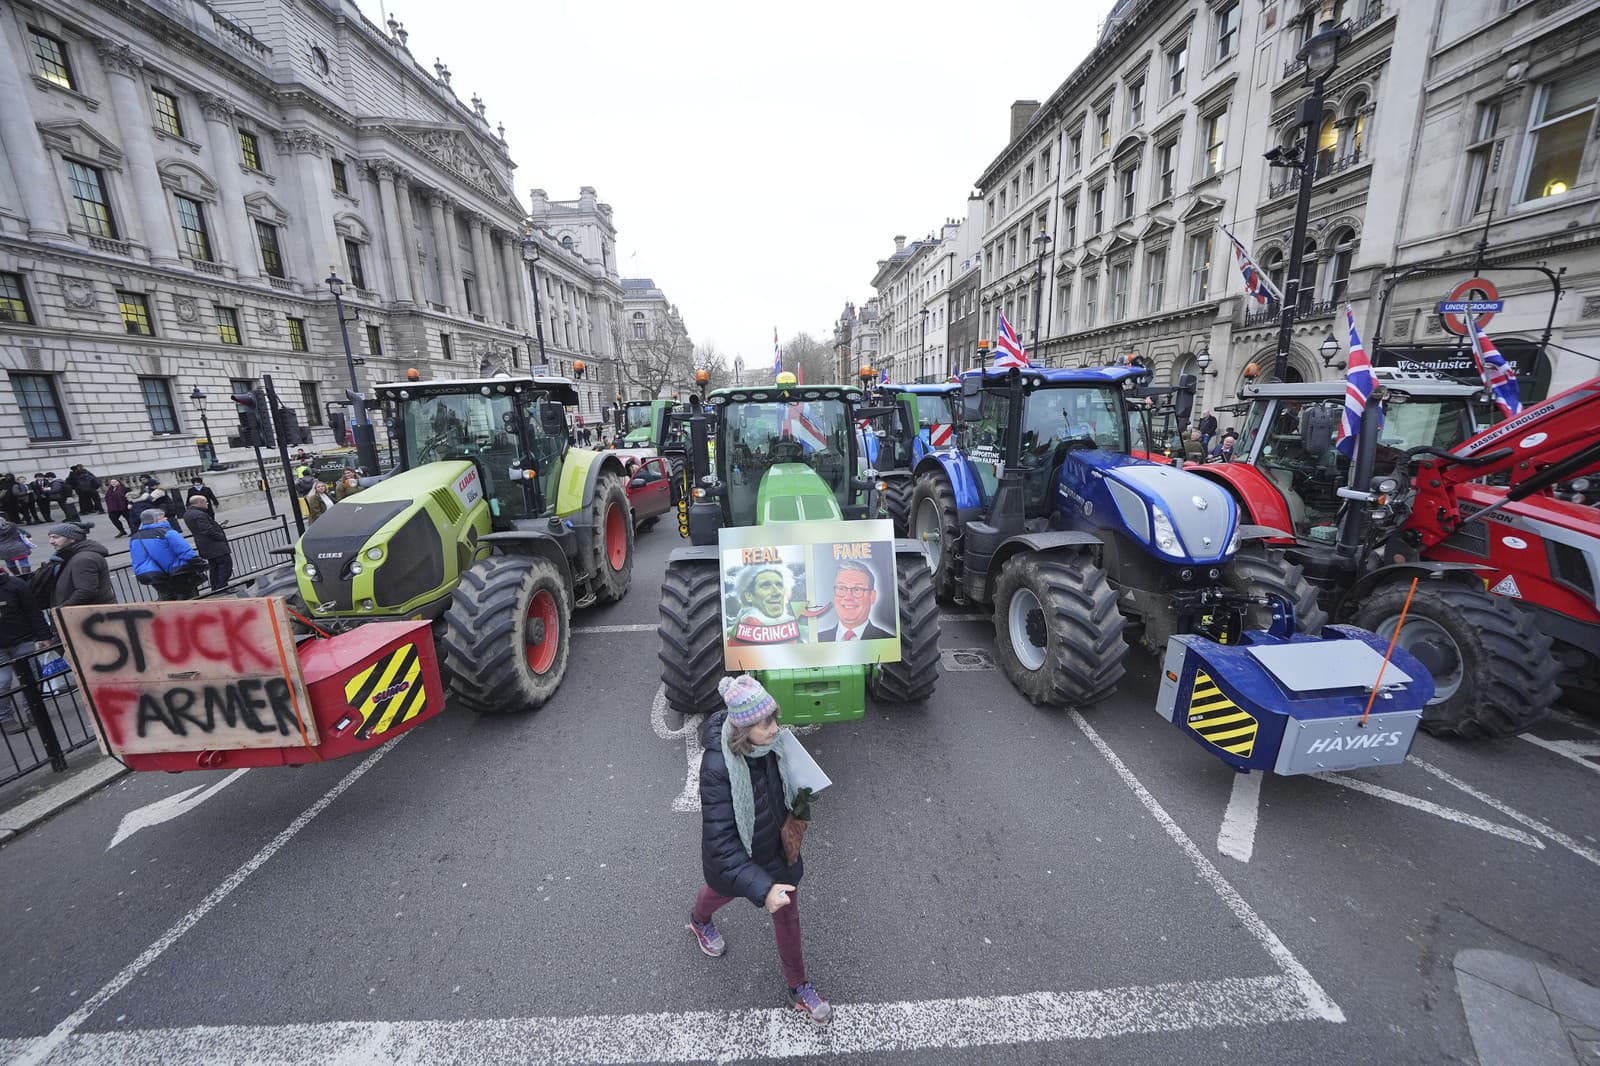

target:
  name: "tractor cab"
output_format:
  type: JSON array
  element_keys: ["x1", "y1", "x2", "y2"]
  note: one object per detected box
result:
[
  {"x1": 708, "y1": 385, "x2": 864, "y2": 529},
  {"x1": 377, "y1": 374, "x2": 577, "y2": 528},
  {"x1": 616, "y1": 398, "x2": 680, "y2": 449}
]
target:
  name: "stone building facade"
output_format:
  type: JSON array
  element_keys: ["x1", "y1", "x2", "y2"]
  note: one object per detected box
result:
[
  {"x1": 618, "y1": 277, "x2": 694, "y2": 401},
  {"x1": 0, "y1": 0, "x2": 540, "y2": 479}
]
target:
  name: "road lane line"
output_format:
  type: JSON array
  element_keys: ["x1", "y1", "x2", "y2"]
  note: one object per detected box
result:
[
  {"x1": 1408, "y1": 755, "x2": 1600, "y2": 869},
  {"x1": 1550, "y1": 709, "x2": 1600, "y2": 738},
  {"x1": 1069, "y1": 711, "x2": 1344, "y2": 1024},
  {"x1": 1310, "y1": 773, "x2": 1543, "y2": 848},
  {"x1": 18, "y1": 973, "x2": 1327, "y2": 1063},
  {"x1": 572, "y1": 623, "x2": 658, "y2": 634},
  {"x1": 13, "y1": 735, "x2": 408, "y2": 1066},
  {"x1": 1519, "y1": 735, "x2": 1600, "y2": 777},
  {"x1": 1217, "y1": 771, "x2": 1262, "y2": 863},
  {"x1": 649, "y1": 684, "x2": 704, "y2": 813}
]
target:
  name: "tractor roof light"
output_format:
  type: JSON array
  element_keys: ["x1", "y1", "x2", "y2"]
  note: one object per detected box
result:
[
  {"x1": 406, "y1": 368, "x2": 421, "y2": 381},
  {"x1": 480, "y1": 386, "x2": 492, "y2": 396}
]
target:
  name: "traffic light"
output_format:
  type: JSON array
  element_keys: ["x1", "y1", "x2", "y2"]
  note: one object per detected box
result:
[{"x1": 231, "y1": 389, "x2": 274, "y2": 447}]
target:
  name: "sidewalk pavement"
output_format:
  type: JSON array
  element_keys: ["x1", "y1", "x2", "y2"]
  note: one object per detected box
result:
[
  {"x1": 0, "y1": 746, "x2": 127, "y2": 844},
  {"x1": 1455, "y1": 950, "x2": 1600, "y2": 1065}
]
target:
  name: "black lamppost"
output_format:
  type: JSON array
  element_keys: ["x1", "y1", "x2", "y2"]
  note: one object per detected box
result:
[
  {"x1": 1032, "y1": 232, "x2": 1054, "y2": 354},
  {"x1": 1266, "y1": 17, "x2": 1348, "y2": 382},
  {"x1": 520, "y1": 225, "x2": 548, "y2": 369},
  {"x1": 189, "y1": 386, "x2": 222, "y2": 470},
  {"x1": 326, "y1": 269, "x2": 382, "y2": 474}
]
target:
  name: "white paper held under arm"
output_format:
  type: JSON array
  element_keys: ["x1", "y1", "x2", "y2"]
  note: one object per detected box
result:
[{"x1": 778, "y1": 730, "x2": 832, "y2": 793}]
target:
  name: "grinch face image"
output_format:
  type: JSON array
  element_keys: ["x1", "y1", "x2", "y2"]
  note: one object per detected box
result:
[{"x1": 743, "y1": 568, "x2": 789, "y2": 620}]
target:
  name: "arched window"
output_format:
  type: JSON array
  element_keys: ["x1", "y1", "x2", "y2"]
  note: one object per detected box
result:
[
  {"x1": 1263, "y1": 249, "x2": 1286, "y2": 306},
  {"x1": 560, "y1": 235, "x2": 574, "y2": 251},
  {"x1": 1316, "y1": 114, "x2": 1340, "y2": 174},
  {"x1": 631, "y1": 310, "x2": 646, "y2": 339},
  {"x1": 1342, "y1": 92, "x2": 1369, "y2": 161},
  {"x1": 1297, "y1": 239, "x2": 1318, "y2": 312},
  {"x1": 1326, "y1": 228, "x2": 1356, "y2": 303}
]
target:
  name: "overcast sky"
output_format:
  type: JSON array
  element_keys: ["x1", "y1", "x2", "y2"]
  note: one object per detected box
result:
[{"x1": 356, "y1": 0, "x2": 1104, "y2": 368}]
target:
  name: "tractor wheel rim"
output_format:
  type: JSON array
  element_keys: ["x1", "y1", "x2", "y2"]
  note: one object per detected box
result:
[
  {"x1": 604, "y1": 501, "x2": 627, "y2": 571},
  {"x1": 1376, "y1": 615, "x2": 1462, "y2": 702},
  {"x1": 525, "y1": 588, "x2": 560, "y2": 674},
  {"x1": 1007, "y1": 586, "x2": 1048, "y2": 672},
  {"x1": 915, "y1": 499, "x2": 942, "y2": 570}
]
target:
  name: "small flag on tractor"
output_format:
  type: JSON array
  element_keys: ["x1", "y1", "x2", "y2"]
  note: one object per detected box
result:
[
  {"x1": 1466, "y1": 315, "x2": 1523, "y2": 419},
  {"x1": 994, "y1": 312, "x2": 1031, "y2": 369},
  {"x1": 1335, "y1": 304, "x2": 1381, "y2": 458}
]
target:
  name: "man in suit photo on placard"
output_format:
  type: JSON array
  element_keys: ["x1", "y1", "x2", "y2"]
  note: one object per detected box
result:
[{"x1": 818, "y1": 558, "x2": 894, "y2": 643}]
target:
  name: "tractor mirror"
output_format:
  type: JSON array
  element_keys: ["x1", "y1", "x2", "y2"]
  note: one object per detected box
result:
[
  {"x1": 960, "y1": 375, "x2": 983, "y2": 421},
  {"x1": 539, "y1": 404, "x2": 567, "y2": 436}
]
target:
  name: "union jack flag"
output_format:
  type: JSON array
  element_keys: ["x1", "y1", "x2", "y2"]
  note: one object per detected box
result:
[
  {"x1": 1223, "y1": 226, "x2": 1282, "y2": 306},
  {"x1": 773, "y1": 327, "x2": 780, "y2": 378},
  {"x1": 993, "y1": 312, "x2": 1031, "y2": 369},
  {"x1": 782, "y1": 403, "x2": 828, "y2": 453},
  {"x1": 1466, "y1": 315, "x2": 1522, "y2": 419},
  {"x1": 1335, "y1": 305, "x2": 1381, "y2": 458},
  {"x1": 880, "y1": 366, "x2": 890, "y2": 385}
]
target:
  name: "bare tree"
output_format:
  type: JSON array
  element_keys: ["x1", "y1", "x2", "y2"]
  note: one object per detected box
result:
[
  {"x1": 781, "y1": 331, "x2": 835, "y2": 384},
  {"x1": 605, "y1": 309, "x2": 697, "y2": 400},
  {"x1": 693, "y1": 341, "x2": 731, "y2": 394}
]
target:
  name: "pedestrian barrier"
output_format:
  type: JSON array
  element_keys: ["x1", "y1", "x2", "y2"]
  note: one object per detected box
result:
[{"x1": 104, "y1": 514, "x2": 292, "y2": 604}]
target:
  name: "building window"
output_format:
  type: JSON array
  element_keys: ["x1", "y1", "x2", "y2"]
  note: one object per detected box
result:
[
  {"x1": 1203, "y1": 110, "x2": 1227, "y2": 176},
  {"x1": 1517, "y1": 65, "x2": 1599, "y2": 203},
  {"x1": 1156, "y1": 139, "x2": 1178, "y2": 200},
  {"x1": 1296, "y1": 240, "x2": 1319, "y2": 312},
  {"x1": 1069, "y1": 132, "x2": 1083, "y2": 172},
  {"x1": 1119, "y1": 165, "x2": 1138, "y2": 221},
  {"x1": 1024, "y1": 163, "x2": 1035, "y2": 195},
  {"x1": 999, "y1": 188, "x2": 1008, "y2": 215},
  {"x1": 216, "y1": 305, "x2": 242, "y2": 345},
  {"x1": 463, "y1": 277, "x2": 478, "y2": 314},
  {"x1": 65, "y1": 160, "x2": 117, "y2": 238},
  {"x1": 366, "y1": 324, "x2": 383, "y2": 356},
  {"x1": 1166, "y1": 42, "x2": 1188, "y2": 99},
  {"x1": 986, "y1": 197, "x2": 995, "y2": 226},
  {"x1": 1007, "y1": 234, "x2": 1018, "y2": 270},
  {"x1": 255, "y1": 219, "x2": 285, "y2": 278},
  {"x1": 1111, "y1": 263, "x2": 1130, "y2": 320},
  {"x1": 440, "y1": 332, "x2": 453, "y2": 359},
  {"x1": 1097, "y1": 107, "x2": 1112, "y2": 151},
  {"x1": 139, "y1": 377, "x2": 180, "y2": 434},
  {"x1": 300, "y1": 382, "x2": 322, "y2": 425},
  {"x1": 344, "y1": 240, "x2": 367, "y2": 290},
  {"x1": 1083, "y1": 275, "x2": 1099, "y2": 327},
  {"x1": 12, "y1": 373, "x2": 69, "y2": 441},
  {"x1": 286, "y1": 316, "x2": 308, "y2": 351},
  {"x1": 1214, "y1": 2, "x2": 1240, "y2": 62},
  {"x1": 1040, "y1": 145, "x2": 1052, "y2": 177},
  {"x1": 117, "y1": 291, "x2": 154, "y2": 335},
  {"x1": 230, "y1": 377, "x2": 255, "y2": 396},
  {"x1": 1057, "y1": 281, "x2": 1072, "y2": 333},
  {"x1": 1461, "y1": 103, "x2": 1500, "y2": 220},
  {"x1": 1011, "y1": 175, "x2": 1021, "y2": 203},
  {"x1": 1144, "y1": 248, "x2": 1167, "y2": 312},
  {"x1": 1062, "y1": 203, "x2": 1078, "y2": 247},
  {"x1": 239, "y1": 130, "x2": 262, "y2": 170},
  {"x1": 150, "y1": 88, "x2": 184, "y2": 137},
  {"x1": 1264, "y1": 249, "x2": 1286, "y2": 301},
  {"x1": 1327, "y1": 229, "x2": 1355, "y2": 304},
  {"x1": 27, "y1": 27, "x2": 75, "y2": 90},
  {"x1": 331, "y1": 158, "x2": 349, "y2": 195},
  {"x1": 173, "y1": 195, "x2": 212, "y2": 260},
  {"x1": 1090, "y1": 185, "x2": 1105, "y2": 235},
  {"x1": 0, "y1": 272, "x2": 34, "y2": 323},
  {"x1": 1128, "y1": 78, "x2": 1145, "y2": 126},
  {"x1": 1316, "y1": 113, "x2": 1340, "y2": 172},
  {"x1": 1187, "y1": 230, "x2": 1213, "y2": 302}
]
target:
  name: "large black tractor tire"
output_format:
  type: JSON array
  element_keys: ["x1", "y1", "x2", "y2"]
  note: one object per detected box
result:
[
  {"x1": 910, "y1": 472, "x2": 962, "y2": 603},
  {"x1": 1222, "y1": 543, "x2": 1328, "y2": 635},
  {"x1": 878, "y1": 474, "x2": 914, "y2": 538},
  {"x1": 993, "y1": 551, "x2": 1127, "y2": 707},
  {"x1": 1352, "y1": 582, "x2": 1558, "y2": 739},
  {"x1": 587, "y1": 472, "x2": 633, "y2": 605},
  {"x1": 438, "y1": 555, "x2": 571, "y2": 715},
  {"x1": 658, "y1": 560, "x2": 727, "y2": 717},
  {"x1": 868, "y1": 552, "x2": 941, "y2": 704},
  {"x1": 667, "y1": 456, "x2": 686, "y2": 505}
]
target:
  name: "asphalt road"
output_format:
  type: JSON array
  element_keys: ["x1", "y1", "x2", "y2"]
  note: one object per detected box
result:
[{"x1": 2, "y1": 524, "x2": 1598, "y2": 1064}]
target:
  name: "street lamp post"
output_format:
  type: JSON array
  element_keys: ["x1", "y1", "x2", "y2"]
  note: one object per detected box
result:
[
  {"x1": 188, "y1": 386, "x2": 222, "y2": 471},
  {"x1": 326, "y1": 269, "x2": 382, "y2": 474},
  {"x1": 520, "y1": 226, "x2": 548, "y2": 370},
  {"x1": 1267, "y1": 17, "x2": 1348, "y2": 382},
  {"x1": 1032, "y1": 232, "x2": 1054, "y2": 356}
]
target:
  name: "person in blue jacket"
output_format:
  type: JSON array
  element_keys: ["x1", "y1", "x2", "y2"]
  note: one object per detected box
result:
[{"x1": 129, "y1": 509, "x2": 203, "y2": 600}]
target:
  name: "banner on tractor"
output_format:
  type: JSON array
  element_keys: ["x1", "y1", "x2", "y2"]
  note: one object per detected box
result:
[
  {"x1": 718, "y1": 519, "x2": 901, "y2": 671},
  {"x1": 53, "y1": 598, "x2": 318, "y2": 759}
]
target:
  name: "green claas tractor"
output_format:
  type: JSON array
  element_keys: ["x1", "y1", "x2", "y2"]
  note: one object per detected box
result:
[
  {"x1": 656, "y1": 382, "x2": 940, "y2": 720},
  {"x1": 617, "y1": 398, "x2": 674, "y2": 448},
  {"x1": 252, "y1": 374, "x2": 633, "y2": 714}
]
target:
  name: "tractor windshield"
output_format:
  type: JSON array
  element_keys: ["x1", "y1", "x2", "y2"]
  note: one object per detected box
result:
[
  {"x1": 914, "y1": 394, "x2": 954, "y2": 428},
  {"x1": 720, "y1": 399, "x2": 853, "y2": 526},
  {"x1": 406, "y1": 393, "x2": 518, "y2": 467},
  {"x1": 624, "y1": 404, "x2": 654, "y2": 432}
]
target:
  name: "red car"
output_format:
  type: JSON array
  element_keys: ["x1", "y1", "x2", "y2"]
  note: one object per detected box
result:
[{"x1": 625, "y1": 457, "x2": 673, "y2": 529}]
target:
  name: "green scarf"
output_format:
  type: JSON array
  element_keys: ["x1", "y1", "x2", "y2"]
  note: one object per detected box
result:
[{"x1": 722, "y1": 717, "x2": 796, "y2": 857}]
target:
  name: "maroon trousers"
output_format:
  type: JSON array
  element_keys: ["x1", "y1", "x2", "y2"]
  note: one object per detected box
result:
[{"x1": 692, "y1": 884, "x2": 807, "y2": 988}]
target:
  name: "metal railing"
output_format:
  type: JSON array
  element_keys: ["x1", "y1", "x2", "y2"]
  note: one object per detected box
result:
[
  {"x1": 1242, "y1": 297, "x2": 1339, "y2": 327},
  {"x1": 103, "y1": 514, "x2": 293, "y2": 604}
]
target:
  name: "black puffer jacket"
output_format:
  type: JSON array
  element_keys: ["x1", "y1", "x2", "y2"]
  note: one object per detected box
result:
[
  {"x1": 50, "y1": 539, "x2": 114, "y2": 608},
  {"x1": 699, "y1": 710, "x2": 802, "y2": 907}
]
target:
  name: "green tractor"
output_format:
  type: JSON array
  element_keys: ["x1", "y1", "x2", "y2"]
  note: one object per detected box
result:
[
  {"x1": 616, "y1": 398, "x2": 674, "y2": 448},
  {"x1": 656, "y1": 382, "x2": 940, "y2": 719},
  {"x1": 253, "y1": 374, "x2": 634, "y2": 714}
]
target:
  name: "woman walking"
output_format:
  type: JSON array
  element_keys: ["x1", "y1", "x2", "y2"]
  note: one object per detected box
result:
[
  {"x1": 104, "y1": 478, "x2": 131, "y2": 537},
  {"x1": 688, "y1": 675, "x2": 831, "y2": 1026},
  {"x1": 0, "y1": 516, "x2": 33, "y2": 576}
]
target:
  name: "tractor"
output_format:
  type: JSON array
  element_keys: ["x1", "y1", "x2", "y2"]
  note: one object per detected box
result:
[
  {"x1": 857, "y1": 381, "x2": 959, "y2": 536},
  {"x1": 251, "y1": 373, "x2": 634, "y2": 715},
  {"x1": 611, "y1": 396, "x2": 690, "y2": 503},
  {"x1": 909, "y1": 365, "x2": 1324, "y2": 707},
  {"x1": 656, "y1": 381, "x2": 940, "y2": 719},
  {"x1": 1192, "y1": 367, "x2": 1598, "y2": 737}
]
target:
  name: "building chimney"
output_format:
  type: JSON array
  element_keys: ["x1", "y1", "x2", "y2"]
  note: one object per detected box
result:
[
  {"x1": 1010, "y1": 100, "x2": 1041, "y2": 142},
  {"x1": 893, "y1": 235, "x2": 906, "y2": 252}
]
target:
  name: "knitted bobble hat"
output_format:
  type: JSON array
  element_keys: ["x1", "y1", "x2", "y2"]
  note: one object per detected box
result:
[{"x1": 718, "y1": 674, "x2": 779, "y2": 727}]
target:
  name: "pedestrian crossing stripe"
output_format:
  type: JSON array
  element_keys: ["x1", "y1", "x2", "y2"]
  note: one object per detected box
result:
[
  {"x1": 344, "y1": 642, "x2": 427, "y2": 739},
  {"x1": 1186, "y1": 669, "x2": 1256, "y2": 757}
]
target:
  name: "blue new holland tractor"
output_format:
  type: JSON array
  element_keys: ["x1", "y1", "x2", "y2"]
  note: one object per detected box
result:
[{"x1": 910, "y1": 365, "x2": 1327, "y2": 707}]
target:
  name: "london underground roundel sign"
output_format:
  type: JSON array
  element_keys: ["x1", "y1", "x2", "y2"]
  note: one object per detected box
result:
[{"x1": 1438, "y1": 277, "x2": 1502, "y2": 336}]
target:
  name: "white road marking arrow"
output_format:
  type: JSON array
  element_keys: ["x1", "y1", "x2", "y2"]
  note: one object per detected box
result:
[
  {"x1": 107, "y1": 769, "x2": 249, "y2": 850},
  {"x1": 1217, "y1": 772, "x2": 1263, "y2": 862},
  {"x1": 650, "y1": 684, "x2": 704, "y2": 813}
]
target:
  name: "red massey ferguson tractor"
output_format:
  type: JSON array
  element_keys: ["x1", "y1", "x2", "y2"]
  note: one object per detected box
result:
[{"x1": 1189, "y1": 369, "x2": 1600, "y2": 739}]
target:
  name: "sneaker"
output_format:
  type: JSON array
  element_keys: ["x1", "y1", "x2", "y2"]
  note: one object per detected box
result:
[
  {"x1": 789, "y1": 982, "x2": 832, "y2": 1025},
  {"x1": 687, "y1": 915, "x2": 725, "y2": 958}
]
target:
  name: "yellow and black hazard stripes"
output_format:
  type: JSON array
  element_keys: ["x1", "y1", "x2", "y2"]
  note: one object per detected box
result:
[
  {"x1": 344, "y1": 642, "x2": 427, "y2": 739},
  {"x1": 1186, "y1": 669, "x2": 1257, "y2": 758}
]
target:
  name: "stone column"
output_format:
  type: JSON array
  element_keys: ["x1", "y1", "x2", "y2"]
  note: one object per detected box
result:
[
  {"x1": 95, "y1": 41, "x2": 180, "y2": 265},
  {"x1": 284, "y1": 131, "x2": 339, "y2": 286},
  {"x1": 468, "y1": 215, "x2": 498, "y2": 322},
  {"x1": 395, "y1": 175, "x2": 425, "y2": 307},
  {"x1": 0, "y1": 21, "x2": 70, "y2": 241},
  {"x1": 373, "y1": 163, "x2": 413, "y2": 305},
  {"x1": 196, "y1": 92, "x2": 257, "y2": 280},
  {"x1": 439, "y1": 198, "x2": 469, "y2": 312},
  {"x1": 484, "y1": 227, "x2": 510, "y2": 327},
  {"x1": 498, "y1": 234, "x2": 527, "y2": 330},
  {"x1": 426, "y1": 193, "x2": 456, "y2": 312}
]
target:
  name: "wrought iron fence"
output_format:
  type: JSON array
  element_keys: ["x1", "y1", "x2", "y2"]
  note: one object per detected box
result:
[{"x1": 104, "y1": 514, "x2": 292, "y2": 604}]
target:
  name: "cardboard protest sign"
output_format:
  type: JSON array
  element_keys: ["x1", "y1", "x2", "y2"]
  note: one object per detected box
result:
[
  {"x1": 54, "y1": 598, "x2": 318, "y2": 757},
  {"x1": 718, "y1": 519, "x2": 899, "y2": 671}
]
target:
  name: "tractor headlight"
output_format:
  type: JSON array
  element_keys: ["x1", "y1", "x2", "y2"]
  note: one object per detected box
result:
[
  {"x1": 348, "y1": 561, "x2": 364, "y2": 577},
  {"x1": 366, "y1": 547, "x2": 383, "y2": 561},
  {"x1": 303, "y1": 562, "x2": 320, "y2": 580},
  {"x1": 1152, "y1": 509, "x2": 1181, "y2": 556}
]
